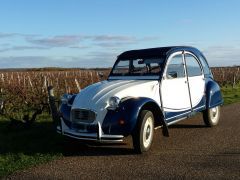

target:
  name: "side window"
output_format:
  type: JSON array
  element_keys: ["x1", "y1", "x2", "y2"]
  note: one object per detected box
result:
[
  {"x1": 185, "y1": 54, "x2": 202, "y2": 77},
  {"x1": 166, "y1": 54, "x2": 185, "y2": 79}
]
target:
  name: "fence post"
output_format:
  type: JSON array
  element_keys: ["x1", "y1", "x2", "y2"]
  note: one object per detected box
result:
[
  {"x1": 75, "y1": 78, "x2": 81, "y2": 92},
  {"x1": 232, "y1": 74, "x2": 236, "y2": 88},
  {"x1": 47, "y1": 86, "x2": 60, "y2": 128}
]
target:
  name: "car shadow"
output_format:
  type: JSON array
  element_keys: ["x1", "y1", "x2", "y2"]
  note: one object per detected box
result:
[
  {"x1": 0, "y1": 120, "x2": 136, "y2": 157},
  {"x1": 169, "y1": 124, "x2": 206, "y2": 129},
  {"x1": 62, "y1": 141, "x2": 135, "y2": 156},
  {"x1": 0, "y1": 119, "x2": 208, "y2": 157}
]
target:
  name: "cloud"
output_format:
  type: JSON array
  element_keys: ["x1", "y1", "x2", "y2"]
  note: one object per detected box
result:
[
  {"x1": 0, "y1": 46, "x2": 49, "y2": 52},
  {"x1": 0, "y1": 54, "x2": 116, "y2": 68},
  {"x1": 93, "y1": 35, "x2": 159, "y2": 48},
  {"x1": 0, "y1": 43, "x2": 11, "y2": 47},
  {"x1": 1, "y1": 32, "x2": 160, "y2": 52},
  {"x1": 26, "y1": 35, "x2": 138, "y2": 48},
  {"x1": 0, "y1": 32, "x2": 162, "y2": 68},
  {"x1": 0, "y1": 32, "x2": 38, "y2": 39},
  {"x1": 202, "y1": 46, "x2": 240, "y2": 66},
  {"x1": 139, "y1": 36, "x2": 160, "y2": 41},
  {"x1": 26, "y1": 34, "x2": 159, "y2": 48},
  {"x1": 87, "y1": 51, "x2": 118, "y2": 58},
  {"x1": 1, "y1": 45, "x2": 240, "y2": 68},
  {"x1": 0, "y1": 32, "x2": 19, "y2": 38},
  {"x1": 69, "y1": 45, "x2": 89, "y2": 49},
  {"x1": 0, "y1": 56, "x2": 51, "y2": 68},
  {"x1": 94, "y1": 42, "x2": 135, "y2": 48},
  {"x1": 26, "y1": 35, "x2": 83, "y2": 47},
  {"x1": 92, "y1": 35, "x2": 137, "y2": 42}
]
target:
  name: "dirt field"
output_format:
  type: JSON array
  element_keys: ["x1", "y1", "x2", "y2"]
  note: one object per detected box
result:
[{"x1": 7, "y1": 103, "x2": 240, "y2": 180}]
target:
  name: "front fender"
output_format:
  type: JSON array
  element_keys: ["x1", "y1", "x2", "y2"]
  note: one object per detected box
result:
[
  {"x1": 102, "y1": 97, "x2": 168, "y2": 136},
  {"x1": 206, "y1": 80, "x2": 223, "y2": 108}
]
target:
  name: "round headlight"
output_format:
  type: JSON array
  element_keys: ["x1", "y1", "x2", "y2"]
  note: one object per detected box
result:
[{"x1": 108, "y1": 96, "x2": 120, "y2": 110}]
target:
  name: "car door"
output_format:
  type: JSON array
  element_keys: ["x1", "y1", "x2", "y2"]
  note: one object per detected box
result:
[
  {"x1": 184, "y1": 52, "x2": 205, "y2": 111},
  {"x1": 161, "y1": 51, "x2": 192, "y2": 122}
]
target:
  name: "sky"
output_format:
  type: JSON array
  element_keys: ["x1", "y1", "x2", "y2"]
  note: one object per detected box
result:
[{"x1": 0, "y1": 0, "x2": 240, "y2": 68}]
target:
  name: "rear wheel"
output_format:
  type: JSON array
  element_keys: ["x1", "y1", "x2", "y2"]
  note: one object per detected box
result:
[
  {"x1": 203, "y1": 106, "x2": 220, "y2": 127},
  {"x1": 132, "y1": 110, "x2": 154, "y2": 153}
]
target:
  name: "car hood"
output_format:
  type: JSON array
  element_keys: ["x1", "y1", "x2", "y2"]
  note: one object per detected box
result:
[
  {"x1": 72, "y1": 80, "x2": 159, "y2": 109},
  {"x1": 71, "y1": 80, "x2": 160, "y2": 123}
]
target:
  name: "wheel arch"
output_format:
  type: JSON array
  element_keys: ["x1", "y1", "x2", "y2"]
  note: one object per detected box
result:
[
  {"x1": 140, "y1": 101, "x2": 169, "y2": 137},
  {"x1": 101, "y1": 97, "x2": 169, "y2": 137},
  {"x1": 119, "y1": 97, "x2": 169, "y2": 137},
  {"x1": 140, "y1": 101, "x2": 164, "y2": 127},
  {"x1": 205, "y1": 79, "x2": 223, "y2": 108}
]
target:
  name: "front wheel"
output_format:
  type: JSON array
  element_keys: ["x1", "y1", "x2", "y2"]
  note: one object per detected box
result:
[
  {"x1": 132, "y1": 110, "x2": 154, "y2": 153},
  {"x1": 202, "y1": 106, "x2": 221, "y2": 127}
]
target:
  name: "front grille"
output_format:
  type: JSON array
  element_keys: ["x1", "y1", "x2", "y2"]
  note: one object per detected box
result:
[{"x1": 71, "y1": 109, "x2": 96, "y2": 123}]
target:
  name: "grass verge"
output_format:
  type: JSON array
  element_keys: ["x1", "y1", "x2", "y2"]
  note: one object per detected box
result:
[
  {"x1": 221, "y1": 83, "x2": 240, "y2": 105},
  {"x1": 0, "y1": 114, "x2": 63, "y2": 178}
]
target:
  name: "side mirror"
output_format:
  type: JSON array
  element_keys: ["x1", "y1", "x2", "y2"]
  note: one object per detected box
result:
[
  {"x1": 167, "y1": 71, "x2": 178, "y2": 79},
  {"x1": 138, "y1": 59, "x2": 144, "y2": 64}
]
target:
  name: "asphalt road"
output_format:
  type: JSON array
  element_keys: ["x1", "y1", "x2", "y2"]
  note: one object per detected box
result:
[{"x1": 7, "y1": 103, "x2": 240, "y2": 179}]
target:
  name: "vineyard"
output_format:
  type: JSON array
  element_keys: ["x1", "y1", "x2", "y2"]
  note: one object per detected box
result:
[
  {"x1": 0, "y1": 67, "x2": 239, "y2": 124},
  {"x1": 211, "y1": 66, "x2": 240, "y2": 87},
  {"x1": 0, "y1": 68, "x2": 109, "y2": 124}
]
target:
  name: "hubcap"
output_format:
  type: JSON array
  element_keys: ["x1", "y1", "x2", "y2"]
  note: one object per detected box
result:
[
  {"x1": 143, "y1": 117, "x2": 153, "y2": 148},
  {"x1": 210, "y1": 106, "x2": 219, "y2": 123},
  {"x1": 146, "y1": 125, "x2": 151, "y2": 139},
  {"x1": 212, "y1": 107, "x2": 217, "y2": 117}
]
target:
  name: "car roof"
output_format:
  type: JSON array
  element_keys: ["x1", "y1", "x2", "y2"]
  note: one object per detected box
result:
[{"x1": 117, "y1": 46, "x2": 203, "y2": 60}]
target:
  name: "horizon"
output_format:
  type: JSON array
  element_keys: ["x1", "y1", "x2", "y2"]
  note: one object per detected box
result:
[{"x1": 1, "y1": 0, "x2": 240, "y2": 68}]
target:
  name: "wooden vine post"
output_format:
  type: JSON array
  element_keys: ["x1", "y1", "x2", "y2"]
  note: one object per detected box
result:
[{"x1": 47, "y1": 86, "x2": 60, "y2": 127}]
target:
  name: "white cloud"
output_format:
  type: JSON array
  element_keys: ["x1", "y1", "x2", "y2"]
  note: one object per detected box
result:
[
  {"x1": 26, "y1": 34, "x2": 155, "y2": 48},
  {"x1": 0, "y1": 46, "x2": 49, "y2": 52},
  {"x1": 26, "y1": 35, "x2": 83, "y2": 47},
  {"x1": 0, "y1": 54, "x2": 115, "y2": 68},
  {"x1": 0, "y1": 32, "x2": 19, "y2": 38},
  {"x1": 202, "y1": 46, "x2": 240, "y2": 66},
  {"x1": 92, "y1": 35, "x2": 137, "y2": 42}
]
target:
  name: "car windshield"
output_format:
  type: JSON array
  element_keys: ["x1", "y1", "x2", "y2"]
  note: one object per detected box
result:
[{"x1": 109, "y1": 58, "x2": 165, "y2": 79}]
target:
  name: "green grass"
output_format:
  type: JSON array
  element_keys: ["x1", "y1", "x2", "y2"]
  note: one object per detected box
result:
[
  {"x1": 221, "y1": 83, "x2": 240, "y2": 105},
  {"x1": 0, "y1": 114, "x2": 63, "y2": 177},
  {"x1": 0, "y1": 84, "x2": 240, "y2": 178}
]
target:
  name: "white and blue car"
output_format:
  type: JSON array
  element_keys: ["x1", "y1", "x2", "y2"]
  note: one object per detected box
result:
[{"x1": 57, "y1": 46, "x2": 223, "y2": 153}]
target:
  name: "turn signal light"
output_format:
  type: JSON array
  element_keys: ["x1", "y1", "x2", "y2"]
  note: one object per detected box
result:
[{"x1": 119, "y1": 119, "x2": 125, "y2": 125}]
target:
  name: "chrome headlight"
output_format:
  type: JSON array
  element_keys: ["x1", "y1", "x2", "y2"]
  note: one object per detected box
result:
[
  {"x1": 107, "y1": 96, "x2": 120, "y2": 110},
  {"x1": 61, "y1": 94, "x2": 73, "y2": 105}
]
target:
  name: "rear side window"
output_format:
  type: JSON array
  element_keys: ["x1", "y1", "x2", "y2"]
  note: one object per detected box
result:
[
  {"x1": 199, "y1": 55, "x2": 211, "y2": 75},
  {"x1": 185, "y1": 54, "x2": 202, "y2": 77}
]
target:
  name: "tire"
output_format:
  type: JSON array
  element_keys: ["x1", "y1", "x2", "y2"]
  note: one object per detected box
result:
[
  {"x1": 132, "y1": 110, "x2": 154, "y2": 153},
  {"x1": 202, "y1": 106, "x2": 221, "y2": 127}
]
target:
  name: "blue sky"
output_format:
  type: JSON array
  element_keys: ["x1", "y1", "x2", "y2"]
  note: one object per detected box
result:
[{"x1": 0, "y1": 0, "x2": 240, "y2": 68}]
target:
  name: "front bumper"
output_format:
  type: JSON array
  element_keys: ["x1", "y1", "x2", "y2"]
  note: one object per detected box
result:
[{"x1": 56, "y1": 118, "x2": 124, "y2": 142}]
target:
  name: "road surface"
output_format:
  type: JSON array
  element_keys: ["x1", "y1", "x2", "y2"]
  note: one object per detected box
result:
[{"x1": 7, "y1": 103, "x2": 240, "y2": 179}]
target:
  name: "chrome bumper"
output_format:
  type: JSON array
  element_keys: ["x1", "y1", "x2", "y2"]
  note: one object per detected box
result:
[{"x1": 56, "y1": 118, "x2": 124, "y2": 142}]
